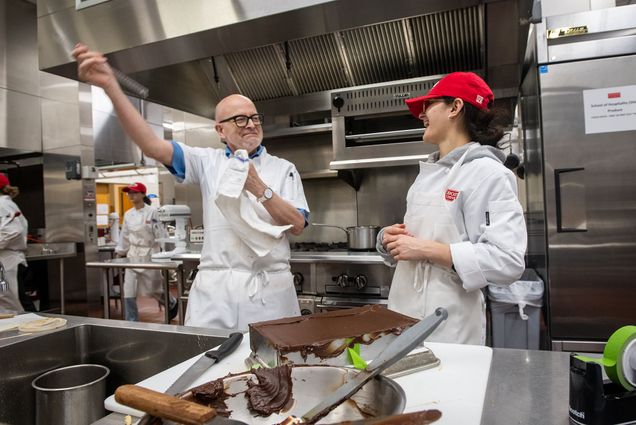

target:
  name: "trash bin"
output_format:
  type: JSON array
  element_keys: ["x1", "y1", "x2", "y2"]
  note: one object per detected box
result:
[
  {"x1": 32, "y1": 364, "x2": 110, "y2": 425},
  {"x1": 488, "y1": 269, "x2": 544, "y2": 349}
]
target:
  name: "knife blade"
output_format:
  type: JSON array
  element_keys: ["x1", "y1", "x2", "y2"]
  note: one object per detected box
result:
[
  {"x1": 166, "y1": 332, "x2": 243, "y2": 395},
  {"x1": 300, "y1": 308, "x2": 448, "y2": 424},
  {"x1": 115, "y1": 384, "x2": 247, "y2": 425},
  {"x1": 137, "y1": 332, "x2": 243, "y2": 425}
]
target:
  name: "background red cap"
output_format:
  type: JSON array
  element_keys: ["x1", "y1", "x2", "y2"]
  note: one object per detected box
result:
[
  {"x1": 122, "y1": 182, "x2": 147, "y2": 194},
  {"x1": 0, "y1": 173, "x2": 9, "y2": 189},
  {"x1": 405, "y1": 72, "x2": 494, "y2": 117}
]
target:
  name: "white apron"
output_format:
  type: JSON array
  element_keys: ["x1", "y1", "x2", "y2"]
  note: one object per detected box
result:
[
  {"x1": 389, "y1": 146, "x2": 486, "y2": 345},
  {"x1": 123, "y1": 208, "x2": 161, "y2": 298},
  {"x1": 185, "y1": 158, "x2": 300, "y2": 331}
]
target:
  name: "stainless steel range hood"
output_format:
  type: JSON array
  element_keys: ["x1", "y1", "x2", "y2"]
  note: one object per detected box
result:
[{"x1": 38, "y1": 0, "x2": 532, "y2": 119}]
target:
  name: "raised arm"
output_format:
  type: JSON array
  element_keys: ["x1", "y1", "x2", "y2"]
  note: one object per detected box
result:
[{"x1": 71, "y1": 43, "x2": 174, "y2": 165}]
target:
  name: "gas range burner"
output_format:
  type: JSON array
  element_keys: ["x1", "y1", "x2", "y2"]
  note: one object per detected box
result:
[{"x1": 291, "y1": 242, "x2": 348, "y2": 252}]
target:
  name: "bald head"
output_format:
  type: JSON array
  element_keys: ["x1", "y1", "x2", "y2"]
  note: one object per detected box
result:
[
  {"x1": 214, "y1": 94, "x2": 263, "y2": 154},
  {"x1": 215, "y1": 94, "x2": 256, "y2": 122}
]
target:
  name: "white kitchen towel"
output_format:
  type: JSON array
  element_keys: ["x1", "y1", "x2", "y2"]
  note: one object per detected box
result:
[{"x1": 215, "y1": 150, "x2": 291, "y2": 257}]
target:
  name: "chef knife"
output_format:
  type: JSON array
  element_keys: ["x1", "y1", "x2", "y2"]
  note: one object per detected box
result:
[
  {"x1": 166, "y1": 332, "x2": 243, "y2": 395},
  {"x1": 115, "y1": 384, "x2": 247, "y2": 425},
  {"x1": 298, "y1": 307, "x2": 448, "y2": 424},
  {"x1": 137, "y1": 332, "x2": 243, "y2": 425}
]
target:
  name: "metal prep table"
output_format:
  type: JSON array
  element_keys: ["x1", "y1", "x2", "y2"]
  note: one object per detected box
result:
[
  {"x1": 85, "y1": 258, "x2": 182, "y2": 324},
  {"x1": 25, "y1": 243, "x2": 77, "y2": 314}
]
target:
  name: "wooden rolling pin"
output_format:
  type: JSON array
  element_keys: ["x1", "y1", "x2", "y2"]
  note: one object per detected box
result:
[{"x1": 114, "y1": 385, "x2": 246, "y2": 425}]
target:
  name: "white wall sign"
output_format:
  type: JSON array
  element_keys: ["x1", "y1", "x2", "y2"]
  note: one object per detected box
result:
[{"x1": 583, "y1": 85, "x2": 636, "y2": 134}]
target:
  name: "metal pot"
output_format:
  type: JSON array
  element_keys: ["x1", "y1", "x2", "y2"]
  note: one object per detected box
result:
[
  {"x1": 312, "y1": 223, "x2": 380, "y2": 250},
  {"x1": 32, "y1": 364, "x2": 110, "y2": 425}
]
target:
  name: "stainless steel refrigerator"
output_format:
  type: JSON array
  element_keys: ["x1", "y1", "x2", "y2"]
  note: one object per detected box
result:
[{"x1": 523, "y1": 5, "x2": 636, "y2": 351}]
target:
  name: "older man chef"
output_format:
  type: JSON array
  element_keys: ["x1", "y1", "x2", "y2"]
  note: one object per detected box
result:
[{"x1": 73, "y1": 43, "x2": 309, "y2": 331}]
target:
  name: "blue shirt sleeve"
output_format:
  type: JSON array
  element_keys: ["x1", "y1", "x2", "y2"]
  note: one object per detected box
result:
[
  {"x1": 297, "y1": 208, "x2": 310, "y2": 228},
  {"x1": 165, "y1": 141, "x2": 186, "y2": 180}
]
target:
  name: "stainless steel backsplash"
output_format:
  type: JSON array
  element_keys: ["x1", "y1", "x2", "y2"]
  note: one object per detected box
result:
[{"x1": 267, "y1": 137, "x2": 419, "y2": 243}]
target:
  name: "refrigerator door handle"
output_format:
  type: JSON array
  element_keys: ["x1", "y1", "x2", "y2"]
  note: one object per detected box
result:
[{"x1": 555, "y1": 167, "x2": 587, "y2": 233}]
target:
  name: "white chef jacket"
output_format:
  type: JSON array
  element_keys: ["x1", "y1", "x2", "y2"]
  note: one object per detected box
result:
[
  {"x1": 170, "y1": 143, "x2": 309, "y2": 330},
  {"x1": 115, "y1": 204, "x2": 165, "y2": 299},
  {"x1": 0, "y1": 195, "x2": 28, "y2": 313},
  {"x1": 379, "y1": 143, "x2": 527, "y2": 293},
  {"x1": 115, "y1": 205, "x2": 163, "y2": 258}
]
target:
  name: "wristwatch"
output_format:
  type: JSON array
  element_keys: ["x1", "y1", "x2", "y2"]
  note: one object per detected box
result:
[{"x1": 257, "y1": 187, "x2": 274, "y2": 203}]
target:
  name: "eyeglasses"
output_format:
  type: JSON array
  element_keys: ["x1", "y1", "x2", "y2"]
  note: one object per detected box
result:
[{"x1": 218, "y1": 113, "x2": 264, "y2": 128}]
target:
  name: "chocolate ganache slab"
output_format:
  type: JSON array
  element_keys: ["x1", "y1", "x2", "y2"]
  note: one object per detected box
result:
[{"x1": 249, "y1": 305, "x2": 418, "y2": 367}]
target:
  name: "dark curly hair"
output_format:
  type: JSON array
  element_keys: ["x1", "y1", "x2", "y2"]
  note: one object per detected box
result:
[{"x1": 439, "y1": 97, "x2": 508, "y2": 147}]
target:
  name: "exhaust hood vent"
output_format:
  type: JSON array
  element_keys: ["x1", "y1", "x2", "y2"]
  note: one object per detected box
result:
[
  {"x1": 39, "y1": 0, "x2": 530, "y2": 119},
  {"x1": 219, "y1": 6, "x2": 484, "y2": 102}
]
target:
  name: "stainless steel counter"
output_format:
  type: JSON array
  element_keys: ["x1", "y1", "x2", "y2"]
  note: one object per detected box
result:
[
  {"x1": 85, "y1": 258, "x2": 182, "y2": 323},
  {"x1": 171, "y1": 250, "x2": 387, "y2": 264},
  {"x1": 25, "y1": 242, "x2": 77, "y2": 261},
  {"x1": 0, "y1": 314, "x2": 231, "y2": 425},
  {"x1": 25, "y1": 243, "x2": 77, "y2": 314},
  {"x1": 91, "y1": 346, "x2": 571, "y2": 425}
]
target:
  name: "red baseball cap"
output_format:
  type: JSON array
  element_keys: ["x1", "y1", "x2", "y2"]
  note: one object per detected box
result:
[
  {"x1": 122, "y1": 182, "x2": 147, "y2": 194},
  {"x1": 0, "y1": 173, "x2": 9, "y2": 189},
  {"x1": 405, "y1": 72, "x2": 494, "y2": 118}
]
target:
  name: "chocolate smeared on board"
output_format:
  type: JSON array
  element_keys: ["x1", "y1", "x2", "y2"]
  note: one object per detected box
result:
[
  {"x1": 189, "y1": 376, "x2": 232, "y2": 417},
  {"x1": 246, "y1": 364, "x2": 294, "y2": 416}
]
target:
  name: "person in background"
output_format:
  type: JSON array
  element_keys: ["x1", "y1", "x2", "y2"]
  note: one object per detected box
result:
[
  {"x1": 107, "y1": 211, "x2": 120, "y2": 244},
  {"x1": 115, "y1": 182, "x2": 178, "y2": 322},
  {"x1": 0, "y1": 173, "x2": 32, "y2": 314},
  {"x1": 73, "y1": 43, "x2": 308, "y2": 331},
  {"x1": 377, "y1": 72, "x2": 527, "y2": 345}
]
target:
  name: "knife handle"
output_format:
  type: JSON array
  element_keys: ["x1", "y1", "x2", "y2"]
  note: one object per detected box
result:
[
  {"x1": 205, "y1": 332, "x2": 243, "y2": 362},
  {"x1": 361, "y1": 409, "x2": 442, "y2": 424},
  {"x1": 115, "y1": 384, "x2": 215, "y2": 425}
]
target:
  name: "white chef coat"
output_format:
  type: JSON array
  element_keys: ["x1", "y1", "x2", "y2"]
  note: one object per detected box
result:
[
  {"x1": 173, "y1": 143, "x2": 308, "y2": 331},
  {"x1": 0, "y1": 195, "x2": 28, "y2": 313},
  {"x1": 115, "y1": 205, "x2": 164, "y2": 298},
  {"x1": 378, "y1": 143, "x2": 527, "y2": 343}
]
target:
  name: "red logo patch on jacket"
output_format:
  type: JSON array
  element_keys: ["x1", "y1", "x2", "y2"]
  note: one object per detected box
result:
[{"x1": 445, "y1": 189, "x2": 459, "y2": 201}]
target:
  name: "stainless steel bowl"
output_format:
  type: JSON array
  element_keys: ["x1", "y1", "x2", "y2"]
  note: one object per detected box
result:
[{"x1": 187, "y1": 365, "x2": 405, "y2": 424}]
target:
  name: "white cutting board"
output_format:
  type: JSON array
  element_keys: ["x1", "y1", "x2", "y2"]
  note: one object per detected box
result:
[{"x1": 105, "y1": 336, "x2": 492, "y2": 425}]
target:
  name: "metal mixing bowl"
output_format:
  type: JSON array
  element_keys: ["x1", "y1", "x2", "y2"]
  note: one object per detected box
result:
[{"x1": 190, "y1": 365, "x2": 406, "y2": 424}]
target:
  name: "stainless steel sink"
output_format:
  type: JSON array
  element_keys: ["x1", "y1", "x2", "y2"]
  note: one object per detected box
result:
[{"x1": 0, "y1": 320, "x2": 227, "y2": 425}]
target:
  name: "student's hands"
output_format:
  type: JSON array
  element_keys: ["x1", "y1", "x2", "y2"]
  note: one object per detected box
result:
[
  {"x1": 72, "y1": 43, "x2": 117, "y2": 92},
  {"x1": 382, "y1": 223, "x2": 413, "y2": 248},
  {"x1": 387, "y1": 235, "x2": 452, "y2": 267}
]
